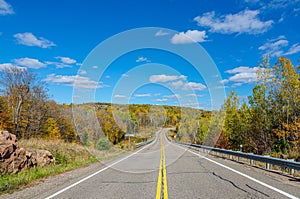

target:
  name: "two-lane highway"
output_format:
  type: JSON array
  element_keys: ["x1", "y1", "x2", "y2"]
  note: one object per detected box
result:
[{"x1": 3, "y1": 129, "x2": 299, "y2": 199}]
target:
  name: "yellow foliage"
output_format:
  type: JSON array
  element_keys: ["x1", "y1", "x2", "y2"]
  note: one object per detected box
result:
[{"x1": 44, "y1": 118, "x2": 61, "y2": 140}]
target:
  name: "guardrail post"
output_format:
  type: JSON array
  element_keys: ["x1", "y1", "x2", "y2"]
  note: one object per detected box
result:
[
  {"x1": 229, "y1": 155, "x2": 232, "y2": 160},
  {"x1": 250, "y1": 159, "x2": 254, "y2": 166},
  {"x1": 290, "y1": 168, "x2": 295, "y2": 175},
  {"x1": 265, "y1": 155, "x2": 270, "y2": 170},
  {"x1": 238, "y1": 156, "x2": 242, "y2": 162},
  {"x1": 266, "y1": 163, "x2": 270, "y2": 170}
]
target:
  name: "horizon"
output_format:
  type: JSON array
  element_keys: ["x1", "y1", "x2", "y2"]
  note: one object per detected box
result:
[{"x1": 1, "y1": 0, "x2": 299, "y2": 110}]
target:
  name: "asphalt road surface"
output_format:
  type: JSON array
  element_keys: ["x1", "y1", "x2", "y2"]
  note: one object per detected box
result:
[{"x1": 3, "y1": 129, "x2": 300, "y2": 199}]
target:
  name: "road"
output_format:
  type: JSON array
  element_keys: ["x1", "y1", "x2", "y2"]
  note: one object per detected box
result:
[{"x1": 3, "y1": 129, "x2": 300, "y2": 199}]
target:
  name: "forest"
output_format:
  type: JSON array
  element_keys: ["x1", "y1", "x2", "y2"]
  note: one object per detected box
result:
[
  {"x1": 209, "y1": 57, "x2": 300, "y2": 157},
  {"x1": 0, "y1": 56, "x2": 299, "y2": 157}
]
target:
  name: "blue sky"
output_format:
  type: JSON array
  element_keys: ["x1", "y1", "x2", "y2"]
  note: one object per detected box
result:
[{"x1": 0, "y1": 0, "x2": 299, "y2": 110}]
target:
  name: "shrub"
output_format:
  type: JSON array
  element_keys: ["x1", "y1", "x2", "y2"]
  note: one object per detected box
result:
[{"x1": 96, "y1": 137, "x2": 110, "y2": 151}]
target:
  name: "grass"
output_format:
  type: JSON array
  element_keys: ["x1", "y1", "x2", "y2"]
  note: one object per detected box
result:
[{"x1": 0, "y1": 138, "x2": 124, "y2": 194}]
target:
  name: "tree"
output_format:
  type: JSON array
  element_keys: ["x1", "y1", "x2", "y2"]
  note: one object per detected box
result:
[
  {"x1": 0, "y1": 67, "x2": 48, "y2": 138},
  {"x1": 43, "y1": 118, "x2": 60, "y2": 140}
]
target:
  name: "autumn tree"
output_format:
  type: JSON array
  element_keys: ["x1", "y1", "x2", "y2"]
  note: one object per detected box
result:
[{"x1": 0, "y1": 67, "x2": 48, "y2": 138}]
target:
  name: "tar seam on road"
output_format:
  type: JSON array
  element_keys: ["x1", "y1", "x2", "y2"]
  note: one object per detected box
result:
[
  {"x1": 44, "y1": 132, "x2": 159, "y2": 199},
  {"x1": 169, "y1": 138, "x2": 299, "y2": 199},
  {"x1": 156, "y1": 133, "x2": 168, "y2": 199}
]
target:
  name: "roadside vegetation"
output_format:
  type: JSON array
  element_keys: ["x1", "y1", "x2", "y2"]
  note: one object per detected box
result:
[
  {"x1": 0, "y1": 56, "x2": 299, "y2": 193},
  {"x1": 207, "y1": 57, "x2": 300, "y2": 158}
]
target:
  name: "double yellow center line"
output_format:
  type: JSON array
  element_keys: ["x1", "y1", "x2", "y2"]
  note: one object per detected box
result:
[{"x1": 156, "y1": 134, "x2": 168, "y2": 199}]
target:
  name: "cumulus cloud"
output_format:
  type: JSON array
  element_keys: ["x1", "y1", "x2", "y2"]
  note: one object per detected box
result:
[
  {"x1": 225, "y1": 66, "x2": 258, "y2": 84},
  {"x1": 186, "y1": 93, "x2": 203, "y2": 97},
  {"x1": 0, "y1": 63, "x2": 25, "y2": 71},
  {"x1": 171, "y1": 30, "x2": 208, "y2": 44},
  {"x1": 78, "y1": 70, "x2": 87, "y2": 75},
  {"x1": 155, "y1": 30, "x2": 169, "y2": 36},
  {"x1": 154, "y1": 98, "x2": 168, "y2": 102},
  {"x1": 194, "y1": 9, "x2": 273, "y2": 34},
  {"x1": 163, "y1": 94, "x2": 181, "y2": 99},
  {"x1": 170, "y1": 81, "x2": 184, "y2": 88},
  {"x1": 43, "y1": 74, "x2": 104, "y2": 89},
  {"x1": 14, "y1": 57, "x2": 46, "y2": 69},
  {"x1": 183, "y1": 82, "x2": 207, "y2": 91},
  {"x1": 55, "y1": 56, "x2": 77, "y2": 64},
  {"x1": 220, "y1": 79, "x2": 229, "y2": 84},
  {"x1": 226, "y1": 66, "x2": 258, "y2": 74},
  {"x1": 149, "y1": 74, "x2": 187, "y2": 83},
  {"x1": 134, "y1": 93, "x2": 151, "y2": 97},
  {"x1": 136, "y1": 57, "x2": 150, "y2": 63},
  {"x1": 0, "y1": 0, "x2": 14, "y2": 15},
  {"x1": 14, "y1": 32, "x2": 56, "y2": 48},
  {"x1": 114, "y1": 94, "x2": 127, "y2": 99}
]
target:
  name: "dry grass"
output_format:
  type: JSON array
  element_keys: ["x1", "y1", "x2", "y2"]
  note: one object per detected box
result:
[{"x1": 0, "y1": 138, "x2": 125, "y2": 194}]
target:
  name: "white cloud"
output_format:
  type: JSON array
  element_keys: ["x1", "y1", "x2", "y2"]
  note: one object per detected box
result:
[
  {"x1": 92, "y1": 65, "x2": 98, "y2": 69},
  {"x1": 44, "y1": 74, "x2": 104, "y2": 89},
  {"x1": 171, "y1": 30, "x2": 208, "y2": 44},
  {"x1": 55, "y1": 56, "x2": 77, "y2": 64},
  {"x1": 45, "y1": 61, "x2": 72, "y2": 69},
  {"x1": 14, "y1": 57, "x2": 46, "y2": 69},
  {"x1": 0, "y1": 0, "x2": 14, "y2": 15},
  {"x1": 134, "y1": 93, "x2": 151, "y2": 97},
  {"x1": 226, "y1": 66, "x2": 258, "y2": 84},
  {"x1": 186, "y1": 93, "x2": 203, "y2": 97},
  {"x1": 183, "y1": 82, "x2": 207, "y2": 91},
  {"x1": 220, "y1": 79, "x2": 229, "y2": 84},
  {"x1": 114, "y1": 94, "x2": 127, "y2": 99},
  {"x1": 105, "y1": 75, "x2": 110, "y2": 79},
  {"x1": 259, "y1": 37, "x2": 288, "y2": 57},
  {"x1": 284, "y1": 43, "x2": 300, "y2": 55},
  {"x1": 194, "y1": 9, "x2": 273, "y2": 34},
  {"x1": 154, "y1": 93, "x2": 161, "y2": 96},
  {"x1": 136, "y1": 56, "x2": 150, "y2": 63},
  {"x1": 122, "y1": 74, "x2": 129, "y2": 77},
  {"x1": 154, "y1": 98, "x2": 168, "y2": 102},
  {"x1": 14, "y1": 32, "x2": 56, "y2": 48},
  {"x1": 155, "y1": 30, "x2": 169, "y2": 36},
  {"x1": 149, "y1": 74, "x2": 187, "y2": 83},
  {"x1": 163, "y1": 94, "x2": 181, "y2": 99},
  {"x1": 170, "y1": 80, "x2": 184, "y2": 88},
  {"x1": 0, "y1": 63, "x2": 25, "y2": 71},
  {"x1": 226, "y1": 66, "x2": 258, "y2": 74},
  {"x1": 229, "y1": 73, "x2": 257, "y2": 83},
  {"x1": 266, "y1": 0, "x2": 299, "y2": 10},
  {"x1": 78, "y1": 70, "x2": 87, "y2": 75}
]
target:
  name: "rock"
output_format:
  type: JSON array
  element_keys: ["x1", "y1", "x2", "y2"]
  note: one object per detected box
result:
[
  {"x1": 26, "y1": 148, "x2": 55, "y2": 167},
  {"x1": 0, "y1": 130, "x2": 55, "y2": 175}
]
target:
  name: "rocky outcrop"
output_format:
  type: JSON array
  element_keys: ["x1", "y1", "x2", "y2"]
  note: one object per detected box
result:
[{"x1": 0, "y1": 130, "x2": 55, "y2": 175}]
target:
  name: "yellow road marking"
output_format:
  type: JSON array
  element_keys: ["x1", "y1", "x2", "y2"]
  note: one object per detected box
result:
[
  {"x1": 156, "y1": 133, "x2": 168, "y2": 199},
  {"x1": 162, "y1": 144, "x2": 168, "y2": 199},
  {"x1": 156, "y1": 148, "x2": 162, "y2": 199}
]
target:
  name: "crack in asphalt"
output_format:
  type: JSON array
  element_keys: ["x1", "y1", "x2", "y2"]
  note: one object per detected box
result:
[
  {"x1": 212, "y1": 172, "x2": 248, "y2": 193},
  {"x1": 246, "y1": 184, "x2": 270, "y2": 197}
]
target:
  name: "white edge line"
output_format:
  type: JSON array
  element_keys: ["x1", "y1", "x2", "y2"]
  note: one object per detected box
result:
[
  {"x1": 45, "y1": 132, "x2": 159, "y2": 199},
  {"x1": 174, "y1": 143, "x2": 298, "y2": 199}
]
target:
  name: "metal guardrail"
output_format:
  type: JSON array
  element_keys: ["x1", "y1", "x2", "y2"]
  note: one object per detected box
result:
[
  {"x1": 176, "y1": 142, "x2": 300, "y2": 172},
  {"x1": 135, "y1": 138, "x2": 154, "y2": 148}
]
